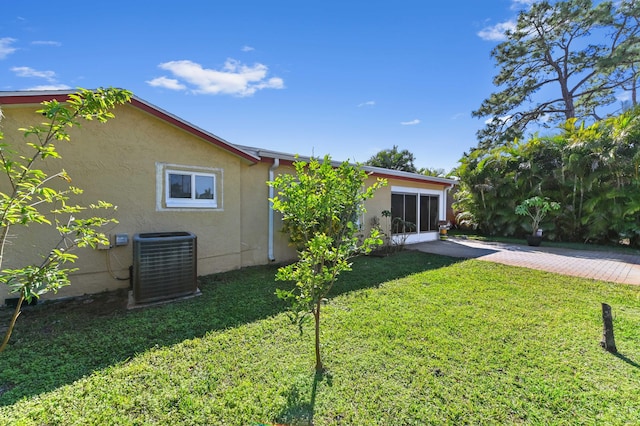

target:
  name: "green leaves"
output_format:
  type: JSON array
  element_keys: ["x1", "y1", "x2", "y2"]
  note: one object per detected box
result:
[
  {"x1": 268, "y1": 156, "x2": 386, "y2": 370},
  {"x1": 1, "y1": 255, "x2": 77, "y2": 302},
  {"x1": 456, "y1": 107, "x2": 640, "y2": 245},
  {"x1": 365, "y1": 145, "x2": 417, "y2": 172},
  {"x1": 474, "y1": 0, "x2": 640, "y2": 146},
  {"x1": 515, "y1": 196, "x2": 561, "y2": 235},
  {"x1": 0, "y1": 87, "x2": 131, "y2": 353}
]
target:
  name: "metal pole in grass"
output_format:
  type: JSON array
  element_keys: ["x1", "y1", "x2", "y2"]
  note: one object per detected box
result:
[{"x1": 600, "y1": 303, "x2": 617, "y2": 353}]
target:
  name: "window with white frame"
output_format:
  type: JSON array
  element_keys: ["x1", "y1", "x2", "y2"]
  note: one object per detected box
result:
[{"x1": 157, "y1": 163, "x2": 222, "y2": 210}]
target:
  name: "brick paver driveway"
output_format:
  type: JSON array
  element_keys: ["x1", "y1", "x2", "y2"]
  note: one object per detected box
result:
[{"x1": 411, "y1": 237, "x2": 640, "y2": 285}]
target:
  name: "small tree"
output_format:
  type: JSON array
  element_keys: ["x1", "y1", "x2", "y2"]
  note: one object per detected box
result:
[
  {"x1": 0, "y1": 87, "x2": 132, "y2": 353},
  {"x1": 515, "y1": 196, "x2": 561, "y2": 236},
  {"x1": 268, "y1": 156, "x2": 386, "y2": 373}
]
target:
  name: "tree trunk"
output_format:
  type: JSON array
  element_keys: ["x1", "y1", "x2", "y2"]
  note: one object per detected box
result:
[
  {"x1": 600, "y1": 303, "x2": 617, "y2": 353},
  {"x1": 0, "y1": 292, "x2": 24, "y2": 353},
  {"x1": 314, "y1": 298, "x2": 323, "y2": 373}
]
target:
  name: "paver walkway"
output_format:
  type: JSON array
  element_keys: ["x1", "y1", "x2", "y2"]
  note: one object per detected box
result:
[{"x1": 411, "y1": 237, "x2": 640, "y2": 285}]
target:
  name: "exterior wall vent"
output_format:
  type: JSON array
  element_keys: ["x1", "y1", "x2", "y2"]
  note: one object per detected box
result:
[{"x1": 132, "y1": 232, "x2": 198, "y2": 304}]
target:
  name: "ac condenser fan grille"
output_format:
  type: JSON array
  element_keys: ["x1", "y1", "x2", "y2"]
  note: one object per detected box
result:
[{"x1": 133, "y1": 232, "x2": 197, "y2": 304}]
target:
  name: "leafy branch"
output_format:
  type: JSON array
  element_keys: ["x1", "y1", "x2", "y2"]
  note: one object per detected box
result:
[{"x1": 0, "y1": 87, "x2": 132, "y2": 353}]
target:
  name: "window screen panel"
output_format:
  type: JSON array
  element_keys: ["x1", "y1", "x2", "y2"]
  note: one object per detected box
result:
[
  {"x1": 404, "y1": 194, "x2": 417, "y2": 233},
  {"x1": 391, "y1": 194, "x2": 404, "y2": 234},
  {"x1": 420, "y1": 195, "x2": 430, "y2": 232},
  {"x1": 429, "y1": 196, "x2": 439, "y2": 231}
]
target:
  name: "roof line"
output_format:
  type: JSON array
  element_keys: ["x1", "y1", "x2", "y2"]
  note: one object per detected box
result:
[
  {"x1": 0, "y1": 89, "x2": 260, "y2": 164},
  {"x1": 0, "y1": 90, "x2": 457, "y2": 185},
  {"x1": 130, "y1": 97, "x2": 259, "y2": 163},
  {"x1": 237, "y1": 145, "x2": 458, "y2": 186}
]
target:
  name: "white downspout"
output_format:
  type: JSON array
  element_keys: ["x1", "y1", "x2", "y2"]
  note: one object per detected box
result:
[{"x1": 268, "y1": 158, "x2": 280, "y2": 261}]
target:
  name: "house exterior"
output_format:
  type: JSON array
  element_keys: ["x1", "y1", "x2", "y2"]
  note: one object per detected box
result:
[{"x1": 0, "y1": 90, "x2": 457, "y2": 305}]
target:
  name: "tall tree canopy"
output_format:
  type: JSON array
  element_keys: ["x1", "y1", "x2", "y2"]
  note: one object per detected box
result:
[
  {"x1": 455, "y1": 107, "x2": 640, "y2": 246},
  {"x1": 365, "y1": 145, "x2": 417, "y2": 172},
  {"x1": 473, "y1": 0, "x2": 640, "y2": 147}
]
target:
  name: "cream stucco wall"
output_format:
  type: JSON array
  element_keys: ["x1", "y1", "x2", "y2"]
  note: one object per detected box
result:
[
  {"x1": 0, "y1": 100, "x2": 453, "y2": 305},
  {"x1": 266, "y1": 163, "x2": 301, "y2": 263},
  {"x1": 361, "y1": 176, "x2": 450, "y2": 245},
  {"x1": 239, "y1": 160, "x2": 296, "y2": 267},
  {"x1": 249, "y1": 168, "x2": 450, "y2": 266},
  {"x1": 0, "y1": 103, "x2": 251, "y2": 302}
]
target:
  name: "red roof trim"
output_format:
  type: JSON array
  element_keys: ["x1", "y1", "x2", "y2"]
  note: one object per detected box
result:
[
  {"x1": 0, "y1": 93, "x2": 70, "y2": 104},
  {"x1": 0, "y1": 92, "x2": 259, "y2": 164},
  {"x1": 368, "y1": 170, "x2": 452, "y2": 187},
  {"x1": 129, "y1": 99, "x2": 258, "y2": 163},
  {"x1": 258, "y1": 156, "x2": 296, "y2": 167},
  {"x1": 257, "y1": 155, "x2": 453, "y2": 187}
]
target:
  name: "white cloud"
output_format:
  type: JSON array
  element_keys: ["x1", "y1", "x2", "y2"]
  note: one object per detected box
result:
[
  {"x1": 401, "y1": 119, "x2": 420, "y2": 126},
  {"x1": 0, "y1": 37, "x2": 17, "y2": 59},
  {"x1": 31, "y1": 40, "x2": 62, "y2": 47},
  {"x1": 11, "y1": 66, "x2": 56, "y2": 81},
  {"x1": 616, "y1": 92, "x2": 631, "y2": 102},
  {"x1": 485, "y1": 115, "x2": 512, "y2": 125},
  {"x1": 151, "y1": 59, "x2": 284, "y2": 97},
  {"x1": 358, "y1": 100, "x2": 376, "y2": 107},
  {"x1": 477, "y1": 20, "x2": 516, "y2": 41},
  {"x1": 241, "y1": 45, "x2": 255, "y2": 52},
  {"x1": 24, "y1": 84, "x2": 71, "y2": 91},
  {"x1": 510, "y1": 0, "x2": 536, "y2": 9},
  {"x1": 146, "y1": 76, "x2": 187, "y2": 90}
]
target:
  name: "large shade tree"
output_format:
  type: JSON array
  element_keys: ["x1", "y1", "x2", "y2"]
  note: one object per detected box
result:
[
  {"x1": 474, "y1": 0, "x2": 640, "y2": 147},
  {"x1": 365, "y1": 145, "x2": 417, "y2": 173}
]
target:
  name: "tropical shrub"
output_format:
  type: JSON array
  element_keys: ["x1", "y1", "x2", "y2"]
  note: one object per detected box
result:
[{"x1": 454, "y1": 107, "x2": 640, "y2": 246}]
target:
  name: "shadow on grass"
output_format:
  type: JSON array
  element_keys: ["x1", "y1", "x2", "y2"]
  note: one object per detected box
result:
[
  {"x1": 0, "y1": 251, "x2": 460, "y2": 406},
  {"x1": 613, "y1": 352, "x2": 640, "y2": 369},
  {"x1": 276, "y1": 370, "x2": 332, "y2": 425}
]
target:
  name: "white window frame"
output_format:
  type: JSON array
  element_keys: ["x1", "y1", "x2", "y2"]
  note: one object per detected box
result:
[{"x1": 156, "y1": 163, "x2": 223, "y2": 211}]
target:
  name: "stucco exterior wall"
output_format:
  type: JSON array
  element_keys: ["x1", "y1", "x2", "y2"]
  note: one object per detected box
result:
[
  {"x1": 0, "y1": 103, "x2": 248, "y2": 302},
  {"x1": 268, "y1": 163, "x2": 300, "y2": 263},
  {"x1": 362, "y1": 176, "x2": 451, "y2": 244},
  {"x1": 239, "y1": 160, "x2": 296, "y2": 267},
  {"x1": 0, "y1": 98, "x2": 455, "y2": 305}
]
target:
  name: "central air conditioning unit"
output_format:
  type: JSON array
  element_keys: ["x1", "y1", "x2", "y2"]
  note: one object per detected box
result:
[{"x1": 132, "y1": 232, "x2": 198, "y2": 305}]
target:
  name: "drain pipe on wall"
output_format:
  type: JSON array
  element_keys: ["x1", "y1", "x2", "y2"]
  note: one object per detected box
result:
[{"x1": 268, "y1": 158, "x2": 280, "y2": 261}]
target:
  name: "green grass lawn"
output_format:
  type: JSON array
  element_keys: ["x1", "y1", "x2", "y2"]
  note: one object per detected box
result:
[{"x1": 0, "y1": 251, "x2": 639, "y2": 425}]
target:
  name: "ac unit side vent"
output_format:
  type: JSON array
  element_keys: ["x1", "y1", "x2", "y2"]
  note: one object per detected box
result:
[{"x1": 133, "y1": 232, "x2": 197, "y2": 304}]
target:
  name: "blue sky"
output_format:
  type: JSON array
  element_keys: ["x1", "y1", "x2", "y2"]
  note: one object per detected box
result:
[{"x1": 1, "y1": 0, "x2": 537, "y2": 172}]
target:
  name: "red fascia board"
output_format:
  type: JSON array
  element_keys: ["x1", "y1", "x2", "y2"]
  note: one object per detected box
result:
[
  {"x1": 368, "y1": 170, "x2": 453, "y2": 187},
  {"x1": 0, "y1": 92, "x2": 259, "y2": 164},
  {"x1": 0, "y1": 93, "x2": 70, "y2": 105},
  {"x1": 258, "y1": 156, "x2": 296, "y2": 167},
  {"x1": 129, "y1": 99, "x2": 258, "y2": 164},
  {"x1": 258, "y1": 155, "x2": 453, "y2": 187}
]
